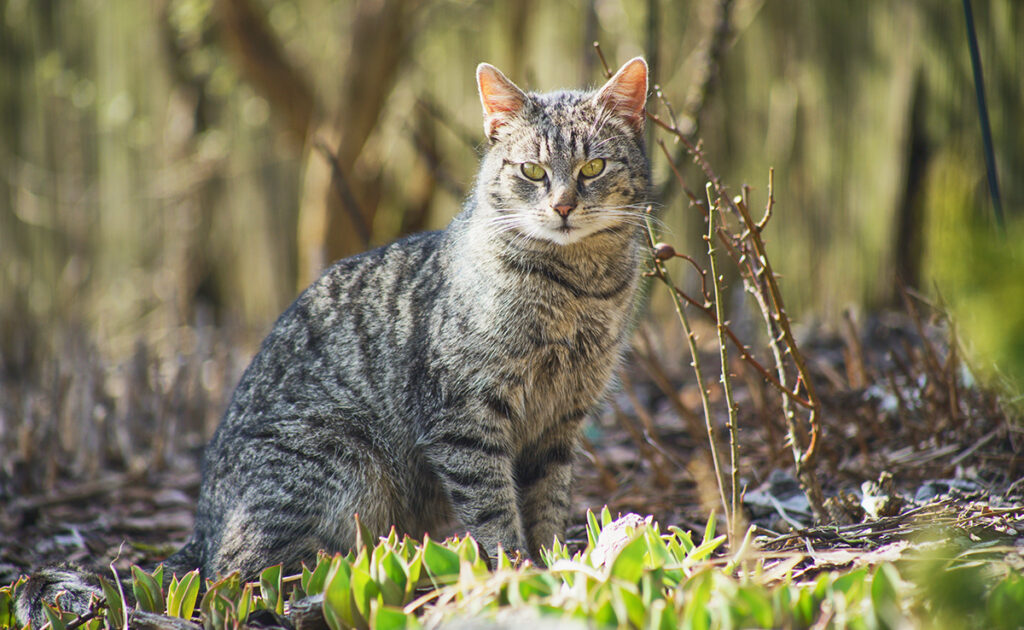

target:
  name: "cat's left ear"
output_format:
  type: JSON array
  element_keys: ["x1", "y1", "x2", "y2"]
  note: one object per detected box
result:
[
  {"x1": 594, "y1": 57, "x2": 648, "y2": 131},
  {"x1": 477, "y1": 63, "x2": 529, "y2": 142}
]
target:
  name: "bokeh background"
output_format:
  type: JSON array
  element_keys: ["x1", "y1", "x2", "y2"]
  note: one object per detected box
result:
[{"x1": 1, "y1": 0, "x2": 1021, "y2": 489}]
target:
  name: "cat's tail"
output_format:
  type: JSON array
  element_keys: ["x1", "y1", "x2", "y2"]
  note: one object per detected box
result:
[{"x1": 14, "y1": 540, "x2": 204, "y2": 627}]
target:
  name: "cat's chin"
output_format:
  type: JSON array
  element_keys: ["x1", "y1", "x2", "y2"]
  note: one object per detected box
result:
[{"x1": 526, "y1": 221, "x2": 627, "y2": 247}]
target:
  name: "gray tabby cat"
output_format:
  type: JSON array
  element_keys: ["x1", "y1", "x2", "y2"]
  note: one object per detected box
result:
[{"x1": 17, "y1": 57, "x2": 651, "y2": 626}]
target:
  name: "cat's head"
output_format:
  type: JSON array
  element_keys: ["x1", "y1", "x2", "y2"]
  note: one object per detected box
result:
[{"x1": 473, "y1": 58, "x2": 651, "y2": 247}]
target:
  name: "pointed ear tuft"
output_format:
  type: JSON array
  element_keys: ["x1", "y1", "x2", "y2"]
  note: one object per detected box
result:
[
  {"x1": 477, "y1": 63, "x2": 528, "y2": 141},
  {"x1": 594, "y1": 57, "x2": 648, "y2": 131}
]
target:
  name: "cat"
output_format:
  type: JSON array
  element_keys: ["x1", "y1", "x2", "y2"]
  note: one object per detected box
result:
[{"x1": 16, "y1": 56, "x2": 651, "y2": 626}]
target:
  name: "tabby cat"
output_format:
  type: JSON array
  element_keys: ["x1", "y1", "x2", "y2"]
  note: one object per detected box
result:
[{"x1": 17, "y1": 57, "x2": 651, "y2": 626}]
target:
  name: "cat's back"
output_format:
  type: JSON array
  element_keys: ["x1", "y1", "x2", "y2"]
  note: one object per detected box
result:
[{"x1": 215, "y1": 229, "x2": 451, "y2": 439}]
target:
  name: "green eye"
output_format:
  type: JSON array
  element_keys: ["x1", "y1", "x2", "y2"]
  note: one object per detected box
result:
[
  {"x1": 580, "y1": 158, "x2": 605, "y2": 178},
  {"x1": 520, "y1": 162, "x2": 546, "y2": 181}
]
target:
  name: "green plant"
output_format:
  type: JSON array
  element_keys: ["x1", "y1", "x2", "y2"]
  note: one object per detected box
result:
[{"x1": 4, "y1": 512, "x2": 1024, "y2": 629}]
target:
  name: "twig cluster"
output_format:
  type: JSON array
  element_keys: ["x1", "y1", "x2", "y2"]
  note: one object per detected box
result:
[{"x1": 643, "y1": 91, "x2": 829, "y2": 532}]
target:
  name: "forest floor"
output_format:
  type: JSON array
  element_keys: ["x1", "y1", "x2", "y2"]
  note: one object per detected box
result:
[{"x1": 1, "y1": 306, "x2": 1022, "y2": 588}]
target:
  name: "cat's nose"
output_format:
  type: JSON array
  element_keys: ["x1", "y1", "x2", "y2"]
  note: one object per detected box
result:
[{"x1": 553, "y1": 204, "x2": 575, "y2": 218}]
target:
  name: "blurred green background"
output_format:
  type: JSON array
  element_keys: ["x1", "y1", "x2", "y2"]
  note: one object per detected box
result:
[{"x1": 1, "y1": 0, "x2": 1021, "y2": 382}]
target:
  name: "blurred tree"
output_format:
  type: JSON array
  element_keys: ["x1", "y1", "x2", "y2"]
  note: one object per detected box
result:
[{"x1": 1, "y1": 0, "x2": 1020, "y2": 347}]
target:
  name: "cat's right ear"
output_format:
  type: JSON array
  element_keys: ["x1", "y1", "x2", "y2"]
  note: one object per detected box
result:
[
  {"x1": 594, "y1": 57, "x2": 648, "y2": 131},
  {"x1": 477, "y1": 63, "x2": 528, "y2": 142}
]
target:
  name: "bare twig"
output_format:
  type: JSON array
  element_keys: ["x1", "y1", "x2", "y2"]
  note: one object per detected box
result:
[
  {"x1": 593, "y1": 42, "x2": 613, "y2": 79},
  {"x1": 653, "y1": 140, "x2": 815, "y2": 410},
  {"x1": 644, "y1": 207, "x2": 732, "y2": 536},
  {"x1": 654, "y1": 94, "x2": 828, "y2": 517},
  {"x1": 706, "y1": 184, "x2": 742, "y2": 543},
  {"x1": 666, "y1": 279, "x2": 813, "y2": 409},
  {"x1": 731, "y1": 171, "x2": 826, "y2": 519}
]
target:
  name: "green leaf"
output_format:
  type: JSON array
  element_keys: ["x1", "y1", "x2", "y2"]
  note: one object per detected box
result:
[
  {"x1": 172, "y1": 570, "x2": 201, "y2": 620},
  {"x1": 0, "y1": 585, "x2": 14, "y2": 628},
  {"x1": 324, "y1": 556, "x2": 365, "y2": 630},
  {"x1": 702, "y1": 512, "x2": 716, "y2": 545},
  {"x1": 303, "y1": 553, "x2": 332, "y2": 596},
  {"x1": 647, "y1": 597, "x2": 677, "y2": 630},
  {"x1": 988, "y1": 573, "x2": 1024, "y2": 630},
  {"x1": 371, "y1": 603, "x2": 419, "y2": 630},
  {"x1": 166, "y1": 574, "x2": 180, "y2": 616},
  {"x1": 405, "y1": 547, "x2": 424, "y2": 594},
  {"x1": 613, "y1": 584, "x2": 646, "y2": 628},
  {"x1": 350, "y1": 555, "x2": 379, "y2": 621},
  {"x1": 377, "y1": 547, "x2": 410, "y2": 606},
  {"x1": 97, "y1": 575, "x2": 125, "y2": 629},
  {"x1": 152, "y1": 565, "x2": 165, "y2": 592},
  {"x1": 668, "y1": 526, "x2": 695, "y2": 556},
  {"x1": 354, "y1": 512, "x2": 375, "y2": 552},
  {"x1": 496, "y1": 546, "x2": 513, "y2": 571},
  {"x1": 200, "y1": 572, "x2": 242, "y2": 628},
  {"x1": 593, "y1": 593, "x2": 618, "y2": 628},
  {"x1": 180, "y1": 572, "x2": 201, "y2": 620},
  {"x1": 640, "y1": 569, "x2": 665, "y2": 607},
  {"x1": 42, "y1": 602, "x2": 69, "y2": 630},
  {"x1": 609, "y1": 534, "x2": 648, "y2": 584},
  {"x1": 600, "y1": 505, "x2": 613, "y2": 527},
  {"x1": 735, "y1": 584, "x2": 773, "y2": 628},
  {"x1": 515, "y1": 573, "x2": 557, "y2": 601},
  {"x1": 586, "y1": 509, "x2": 602, "y2": 549},
  {"x1": 236, "y1": 583, "x2": 256, "y2": 620},
  {"x1": 684, "y1": 534, "x2": 727, "y2": 564},
  {"x1": 259, "y1": 564, "x2": 283, "y2": 615},
  {"x1": 870, "y1": 564, "x2": 903, "y2": 630},
  {"x1": 131, "y1": 565, "x2": 164, "y2": 613},
  {"x1": 832, "y1": 566, "x2": 868, "y2": 600},
  {"x1": 680, "y1": 571, "x2": 713, "y2": 630},
  {"x1": 644, "y1": 527, "x2": 672, "y2": 568},
  {"x1": 421, "y1": 537, "x2": 460, "y2": 585}
]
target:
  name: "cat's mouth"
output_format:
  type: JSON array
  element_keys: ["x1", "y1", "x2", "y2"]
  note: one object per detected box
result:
[{"x1": 536, "y1": 217, "x2": 602, "y2": 246}]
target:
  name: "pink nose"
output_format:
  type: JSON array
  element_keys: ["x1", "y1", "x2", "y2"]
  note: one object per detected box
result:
[{"x1": 554, "y1": 204, "x2": 575, "y2": 218}]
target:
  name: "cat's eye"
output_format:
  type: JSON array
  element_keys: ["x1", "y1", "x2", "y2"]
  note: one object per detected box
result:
[
  {"x1": 580, "y1": 158, "x2": 605, "y2": 178},
  {"x1": 520, "y1": 162, "x2": 546, "y2": 181}
]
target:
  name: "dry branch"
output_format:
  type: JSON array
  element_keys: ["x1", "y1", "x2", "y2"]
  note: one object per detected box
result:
[
  {"x1": 650, "y1": 94, "x2": 829, "y2": 518},
  {"x1": 644, "y1": 208, "x2": 732, "y2": 538},
  {"x1": 706, "y1": 184, "x2": 742, "y2": 543}
]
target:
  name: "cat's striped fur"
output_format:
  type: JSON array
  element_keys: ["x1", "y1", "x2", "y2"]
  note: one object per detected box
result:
[{"x1": 17, "y1": 57, "x2": 651, "y2": 626}]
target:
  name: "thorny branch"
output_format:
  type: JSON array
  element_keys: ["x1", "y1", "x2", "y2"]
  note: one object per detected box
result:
[
  {"x1": 646, "y1": 90, "x2": 828, "y2": 520},
  {"x1": 653, "y1": 140, "x2": 813, "y2": 410},
  {"x1": 644, "y1": 208, "x2": 733, "y2": 540},
  {"x1": 733, "y1": 172, "x2": 823, "y2": 472},
  {"x1": 706, "y1": 184, "x2": 743, "y2": 544}
]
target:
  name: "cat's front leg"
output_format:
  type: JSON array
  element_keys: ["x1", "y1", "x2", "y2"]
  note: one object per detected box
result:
[
  {"x1": 422, "y1": 421, "x2": 528, "y2": 561},
  {"x1": 516, "y1": 437, "x2": 576, "y2": 562}
]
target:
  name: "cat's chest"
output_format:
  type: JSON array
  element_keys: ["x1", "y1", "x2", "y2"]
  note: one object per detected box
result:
[{"x1": 493, "y1": 290, "x2": 629, "y2": 431}]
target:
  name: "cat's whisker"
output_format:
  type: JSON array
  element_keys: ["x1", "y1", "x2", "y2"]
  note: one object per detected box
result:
[{"x1": 587, "y1": 104, "x2": 617, "y2": 140}]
